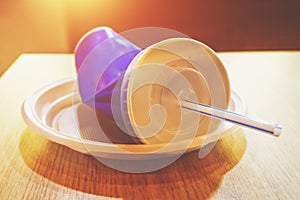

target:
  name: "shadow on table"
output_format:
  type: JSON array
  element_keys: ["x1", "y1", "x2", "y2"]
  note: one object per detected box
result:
[{"x1": 19, "y1": 128, "x2": 247, "y2": 199}]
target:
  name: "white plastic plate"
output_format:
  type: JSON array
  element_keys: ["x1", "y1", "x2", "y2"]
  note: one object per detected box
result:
[{"x1": 21, "y1": 78, "x2": 246, "y2": 160}]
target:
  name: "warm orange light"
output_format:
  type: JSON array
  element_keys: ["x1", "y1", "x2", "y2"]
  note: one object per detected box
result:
[{"x1": 63, "y1": 0, "x2": 125, "y2": 15}]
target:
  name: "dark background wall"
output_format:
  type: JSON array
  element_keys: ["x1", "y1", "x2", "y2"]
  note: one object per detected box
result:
[{"x1": 1, "y1": 0, "x2": 300, "y2": 76}]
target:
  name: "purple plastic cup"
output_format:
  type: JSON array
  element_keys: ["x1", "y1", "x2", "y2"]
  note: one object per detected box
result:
[{"x1": 74, "y1": 27, "x2": 141, "y2": 119}]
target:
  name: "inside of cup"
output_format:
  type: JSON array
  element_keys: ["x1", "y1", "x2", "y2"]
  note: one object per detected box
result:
[
  {"x1": 123, "y1": 38, "x2": 231, "y2": 145},
  {"x1": 128, "y1": 65, "x2": 212, "y2": 144}
]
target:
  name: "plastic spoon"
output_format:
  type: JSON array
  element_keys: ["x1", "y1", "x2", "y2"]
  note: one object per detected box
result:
[{"x1": 181, "y1": 100, "x2": 282, "y2": 136}]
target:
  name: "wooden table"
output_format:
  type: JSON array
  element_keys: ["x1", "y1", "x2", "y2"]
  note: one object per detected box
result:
[{"x1": 0, "y1": 52, "x2": 299, "y2": 199}]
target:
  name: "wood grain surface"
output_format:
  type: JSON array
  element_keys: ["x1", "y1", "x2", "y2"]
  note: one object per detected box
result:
[{"x1": 0, "y1": 53, "x2": 299, "y2": 199}]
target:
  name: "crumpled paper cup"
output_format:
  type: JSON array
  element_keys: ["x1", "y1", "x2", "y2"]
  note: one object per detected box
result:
[{"x1": 75, "y1": 28, "x2": 229, "y2": 145}]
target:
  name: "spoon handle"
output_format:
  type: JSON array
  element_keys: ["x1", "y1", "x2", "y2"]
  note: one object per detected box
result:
[{"x1": 181, "y1": 100, "x2": 282, "y2": 137}]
